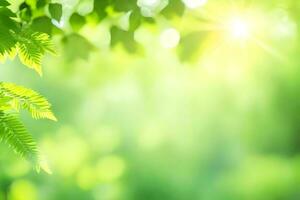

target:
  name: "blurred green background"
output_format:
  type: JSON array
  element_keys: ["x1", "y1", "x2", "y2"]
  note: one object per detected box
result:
[{"x1": 2, "y1": 0, "x2": 300, "y2": 199}]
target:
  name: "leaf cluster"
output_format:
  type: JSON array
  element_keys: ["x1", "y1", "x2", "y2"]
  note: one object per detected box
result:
[
  {"x1": 10, "y1": 0, "x2": 187, "y2": 60},
  {"x1": 0, "y1": 1, "x2": 55, "y2": 75},
  {"x1": 0, "y1": 82, "x2": 56, "y2": 172},
  {"x1": 0, "y1": 0, "x2": 56, "y2": 172}
]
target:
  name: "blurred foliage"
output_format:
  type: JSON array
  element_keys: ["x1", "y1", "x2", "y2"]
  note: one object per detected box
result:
[{"x1": 1, "y1": 0, "x2": 300, "y2": 199}]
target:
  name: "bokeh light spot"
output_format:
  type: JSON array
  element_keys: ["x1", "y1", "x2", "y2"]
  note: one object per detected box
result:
[
  {"x1": 160, "y1": 28, "x2": 180, "y2": 49},
  {"x1": 76, "y1": 165, "x2": 97, "y2": 190},
  {"x1": 10, "y1": 180, "x2": 37, "y2": 200},
  {"x1": 182, "y1": 0, "x2": 207, "y2": 9},
  {"x1": 97, "y1": 156, "x2": 126, "y2": 182}
]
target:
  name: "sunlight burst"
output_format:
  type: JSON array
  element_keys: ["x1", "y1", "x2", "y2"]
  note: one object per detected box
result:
[{"x1": 227, "y1": 18, "x2": 251, "y2": 40}]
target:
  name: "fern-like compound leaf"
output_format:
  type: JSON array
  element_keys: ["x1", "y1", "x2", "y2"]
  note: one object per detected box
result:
[
  {"x1": 0, "y1": 1, "x2": 56, "y2": 172},
  {"x1": 0, "y1": 111, "x2": 38, "y2": 162},
  {"x1": 0, "y1": 3, "x2": 55, "y2": 75},
  {"x1": 16, "y1": 30, "x2": 56, "y2": 76},
  {"x1": 0, "y1": 82, "x2": 57, "y2": 121}
]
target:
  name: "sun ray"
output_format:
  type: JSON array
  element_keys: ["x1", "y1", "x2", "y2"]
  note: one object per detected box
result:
[{"x1": 250, "y1": 36, "x2": 288, "y2": 63}]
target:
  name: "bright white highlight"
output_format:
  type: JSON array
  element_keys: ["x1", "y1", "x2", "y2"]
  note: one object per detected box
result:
[
  {"x1": 227, "y1": 18, "x2": 250, "y2": 40},
  {"x1": 182, "y1": 0, "x2": 207, "y2": 9},
  {"x1": 137, "y1": 0, "x2": 168, "y2": 17},
  {"x1": 52, "y1": 19, "x2": 64, "y2": 28},
  {"x1": 159, "y1": 28, "x2": 180, "y2": 49},
  {"x1": 141, "y1": 0, "x2": 160, "y2": 7}
]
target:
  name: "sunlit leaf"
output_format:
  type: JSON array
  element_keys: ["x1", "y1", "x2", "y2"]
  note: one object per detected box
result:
[
  {"x1": 0, "y1": 82, "x2": 57, "y2": 121},
  {"x1": 0, "y1": 112, "x2": 38, "y2": 163},
  {"x1": 16, "y1": 29, "x2": 56, "y2": 75}
]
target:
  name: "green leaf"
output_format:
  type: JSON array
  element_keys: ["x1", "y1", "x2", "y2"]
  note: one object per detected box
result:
[
  {"x1": 0, "y1": 13, "x2": 55, "y2": 75},
  {"x1": 0, "y1": 111, "x2": 38, "y2": 162},
  {"x1": 0, "y1": 0, "x2": 10, "y2": 7},
  {"x1": 48, "y1": 3, "x2": 62, "y2": 21},
  {"x1": 110, "y1": 26, "x2": 140, "y2": 53},
  {"x1": 0, "y1": 96, "x2": 12, "y2": 110},
  {"x1": 62, "y1": 33, "x2": 95, "y2": 61},
  {"x1": 129, "y1": 9, "x2": 142, "y2": 32},
  {"x1": 0, "y1": 9, "x2": 19, "y2": 31},
  {"x1": 31, "y1": 16, "x2": 53, "y2": 35},
  {"x1": 70, "y1": 13, "x2": 86, "y2": 31},
  {"x1": 0, "y1": 82, "x2": 57, "y2": 121},
  {"x1": 25, "y1": 0, "x2": 37, "y2": 8},
  {"x1": 16, "y1": 29, "x2": 56, "y2": 75},
  {"x1": 0, "y1": 10, "x2": 18, "y2": 60},
  {"x1": 0, "y1": 7, "x2": 16, "y2": 17},
  {"x1": 113, "y1": 0, "x2": 137, "y2": 12},
  {"x1": 93, "y1": 0, "x2": 109, "y2": 21},
  {"x1": 161, "y1": 0, "x2": 185, "y2": 18},
  {"x1": 177, "y1": 31, "x2": 208, "y2": 63},
  {"x1": 36, "y1": 0, "x2": 50, "y2": 8},
  {"x1": 19, "y1": 2, "x2": 32, "y2": 22},
  {"x1": 0, "y1": 29, "x2": 17, "y2": 61}
]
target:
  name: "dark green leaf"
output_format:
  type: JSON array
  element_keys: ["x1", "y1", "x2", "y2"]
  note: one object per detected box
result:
[
  {"x1": 0, "y1": 0, "x2": 10, "y2": 7},
  {"x1": 36, "y1": 0, "x2": 49, "y2": 8},
  {"x1": 110, "y1": 26, "x2": 140, "y2": 53},
  {"x1": 31, "y1": 16, "x2": 53, "y2": 35},
  {"x1": 161, "y1": 0, "x2": 185, "y2": 18},
  {"x1": 0, "y1": 7, "x2": 16, "y2": 17},
  {"x1": 19, "y1": 3, "x2": 32, "y2": 22},
  {"x1": 48, "y1": 3, "x2": 62, "y2": 21},
  {"x1": 19, "y1": 2, "x2": 30, "y2": 11},
  {"x1": 70, "y1": 13, "x2": 86, "y2": 31},
  {"x1": 93, "y1": 0, "x2": 110, "y2": 21},
  {"x1": 113, "y1": 0, "x2": 137, "y2": 12},
  {"x1": 62, "y1": 33, "x2": 96, "y2": 61},
  {"x1": 129, "y1": 9, "x2": 142, "y2": 32}
]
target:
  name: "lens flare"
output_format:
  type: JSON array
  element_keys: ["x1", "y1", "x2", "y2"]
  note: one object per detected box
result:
[{"x1": 227, "y1": 18, "x2": 250, "y2": 40}]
